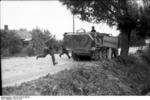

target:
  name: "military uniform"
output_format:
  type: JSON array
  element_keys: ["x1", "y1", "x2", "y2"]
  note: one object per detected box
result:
[
  {"x1": 91, "y1": 26, "x2": 96, "y2": 32},
  {"x1": 111, "y1": 48, "x2": 118, "y2": 58},
  {"x1": 36, "y1": 39, "x2": 58, "y2": 66},
  {"x1": 59, "y1": 45, "x2": 70, "y2": 59}
]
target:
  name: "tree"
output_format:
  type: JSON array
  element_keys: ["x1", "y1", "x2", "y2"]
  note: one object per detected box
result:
[
  {"x1": 30, "y1": 28, "x2": 60, "y2": 55},
  {"x1": 59, "y1": 0, "x2": 150, "y2": 58},
  {"x1": 1, "y1": 30, "x2": 23, "y2": 56},
  {"x1": 136, "y1": 4, "x2": 150, "y2": 38},
  {"x1": 30, "y1": 28, "x2": 51, "y2": 54}
]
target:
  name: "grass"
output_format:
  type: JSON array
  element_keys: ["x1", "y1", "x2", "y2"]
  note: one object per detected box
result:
[{"x1": 2, "y1": 63, "x2": 134, "y2": 95}]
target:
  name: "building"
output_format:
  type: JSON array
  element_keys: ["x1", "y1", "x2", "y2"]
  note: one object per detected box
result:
[
  {"x1": 1, "y1": 25, "x2": 32, "y2": 47},
  {"x1": 15, "y1": 29, "x2": 32, "y2": 47}
]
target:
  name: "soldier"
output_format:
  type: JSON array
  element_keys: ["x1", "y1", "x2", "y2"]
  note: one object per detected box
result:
[
  {"x1": 59, "y1": 45, "x2": 71, "y2": 59},
  {"x1": 90, "y1": 26, "x2": 97, "y2": 38},
  {"x1": 91, "y1": 26, "x2": 96, "y2": 32},
  {"x1": 111, "y1": 48, "x2": 118, "y2": 58},
  {"x1": 36, "y1": 39, "x2": 58, "y2": 66}
]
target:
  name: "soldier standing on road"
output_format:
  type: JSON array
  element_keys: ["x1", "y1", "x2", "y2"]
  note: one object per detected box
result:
[
  {"x1": 36, "y1": 39, "x2": 58, "y2": 66},
  {"x1": 59, "y1": 45, "x2": 71, "y2": 59},
  {"x1": 111, "y1": 48, "x2": 118, "y2": 58}
]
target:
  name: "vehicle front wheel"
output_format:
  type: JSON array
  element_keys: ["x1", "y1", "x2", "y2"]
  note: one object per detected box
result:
[{"x1": 72, "y1": 52, "x2": 79, "y2": 61}]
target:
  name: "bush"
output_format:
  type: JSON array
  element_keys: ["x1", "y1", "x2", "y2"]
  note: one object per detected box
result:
[
  {"x1": 1, "y1": 30, "x2": 23, "y2": 57},
  {"x1": 113, "y1": 53, "x2": 150, "y2": 94},
  {"x1": 30, "y1": 29, "x2": 63, "y2": 55},
  {"x1": 26, "y1": 47, "x2": 35, "y2": 56},
  {"x1": 1, "y1": 48, "x2": 9, "y2": 57}
]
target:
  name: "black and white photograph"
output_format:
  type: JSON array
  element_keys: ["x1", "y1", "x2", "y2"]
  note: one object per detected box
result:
[{"x1": 0, "y1": 0, "x2": 150, "y2": 97}]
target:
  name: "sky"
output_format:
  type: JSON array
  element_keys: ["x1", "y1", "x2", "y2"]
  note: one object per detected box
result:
[{"x1": 0, "y1": 1, "x2": 120, "y2": 40}]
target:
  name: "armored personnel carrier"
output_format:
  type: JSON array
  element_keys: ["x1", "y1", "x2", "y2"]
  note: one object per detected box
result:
[{"x1": 63, "y1": 31, "x2": 119, "y2": 60}]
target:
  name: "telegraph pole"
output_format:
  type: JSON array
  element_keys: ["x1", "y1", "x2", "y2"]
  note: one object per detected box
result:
[{"x1": 73, "y1": 14, "x2": 75, "y2": 33}]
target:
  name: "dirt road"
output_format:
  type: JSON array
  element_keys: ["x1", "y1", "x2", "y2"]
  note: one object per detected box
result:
[{"x1": 2, "y1": 54, "x2": 82, "y2": 87}]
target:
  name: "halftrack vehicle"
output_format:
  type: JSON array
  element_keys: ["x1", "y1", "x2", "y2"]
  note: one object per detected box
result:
[{"x1": 63, "y1": 31, "x2": 119, "y2": 60}]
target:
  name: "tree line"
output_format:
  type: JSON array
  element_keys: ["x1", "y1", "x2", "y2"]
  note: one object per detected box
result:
[{"x1": 1, "y1": 28, "x2": 63, "y2": 57}]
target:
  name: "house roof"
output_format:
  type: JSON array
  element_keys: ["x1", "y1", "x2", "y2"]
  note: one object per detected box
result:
[{"x1": 16, "y1": 30, "x2": 32, "y2": 41}]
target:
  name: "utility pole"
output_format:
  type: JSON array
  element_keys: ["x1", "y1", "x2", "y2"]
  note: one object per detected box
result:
[
  {"x1": 0, "y1": 58, "x2": 2, "y2": 95},
  {"x1": 73, "y1": 14, "x2": 75, "y2": 33}
]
